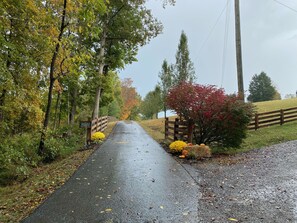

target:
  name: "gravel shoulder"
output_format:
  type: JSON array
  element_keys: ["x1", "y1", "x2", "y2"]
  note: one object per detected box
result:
[{"x1": 179, "y1": 141, "x2": 297, "y2": 223}]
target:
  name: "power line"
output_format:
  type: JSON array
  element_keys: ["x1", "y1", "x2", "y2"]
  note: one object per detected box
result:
[
  {"x1": 272, "y1": 0, "x2": 297, "y2": 14},
  {"x1": 194, "y1": 1, "x2": 229, "y2": 61},
  {"x1": 221, "y1": 0, "x2": 231, "y2": 88}
]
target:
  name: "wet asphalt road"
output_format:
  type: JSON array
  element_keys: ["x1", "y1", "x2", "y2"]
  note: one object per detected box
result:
[
  {"x1": 189, "y1": 140, "x2": 297, "y2": 223},
  {"x1": 22, "y1": 121, "x2": 199, "y2": 223}
]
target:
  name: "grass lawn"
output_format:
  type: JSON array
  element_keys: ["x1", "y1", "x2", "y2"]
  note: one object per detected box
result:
[
  {"x1": 139, "y1": 98, "x2": 297, "y2": 154},
  {"x1": 238, "y1": 121, "x2": 297, "y2": 153},
  {"x1": 139, "y1": 118, "x2": 167, "y2": 143},
  {"x1": 254, "y1": 97, "x2": 297, "y2": 112},
  {"x1": 0, "y1": 121, "x2": 117, "y2": 223}
]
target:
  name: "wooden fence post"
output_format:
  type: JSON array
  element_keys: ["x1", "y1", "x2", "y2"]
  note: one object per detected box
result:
[
  {"x1": 87, "y1": 118, "x2": 92, "y2": 144},
  {"x1": 174, "y1": 118, "x2": 179, "y2": 141},
  {"x1": 98, "y1": 117, "x2": 101, "y2": 131},
  {"x1": 96, "y1": 118, "x2": 99, "y2": 132},
  {"x1": 165, "y1": 118, "x2": 169, "y2": 140},
  {"x1": 187, "y1": 119, "x2": 194, "y2": 144},
  {"x1": 280, "y1": 109, "x2": 284, "y2": 125},
  {"x1": 254, "y1": 113, "x2": 259, "y2": 130}
]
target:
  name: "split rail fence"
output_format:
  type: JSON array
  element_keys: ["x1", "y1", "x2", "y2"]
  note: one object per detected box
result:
[
  {"x1": 80, "y1": 116, "x2": 108, "y2": 144},
  {"x1": 165, "y1": 118, "x2": 194, "y2": 143},
  {"x1": 248, "y1": 107, "x2": 297, "y2": 130},
  {"x1": 165, "y1": 106, "x2": 297, "y2": 143}
]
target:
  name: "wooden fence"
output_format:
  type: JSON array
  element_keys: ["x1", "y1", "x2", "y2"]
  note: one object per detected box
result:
[
  {"x1": 248, "y1": 107, "x2": 297, "y2": 130},
  {"x1": 165, "y1": 118, "x2": 194, "y2": 143},
  {"x1": 80, "y1": 116, "x2": 108, "y2": 143},
  {"x1": 165, "y1": 106, "x2": 297, "y2": 143}
]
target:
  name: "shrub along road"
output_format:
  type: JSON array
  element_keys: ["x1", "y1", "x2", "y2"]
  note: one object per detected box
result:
[{"x1": 22, "y1": 121, "x2": 199, "y2": 223}]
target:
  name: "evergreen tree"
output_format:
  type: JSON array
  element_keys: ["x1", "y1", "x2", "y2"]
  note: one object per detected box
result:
[
  {"x1": 158, "y1": 59, "x2": 173, "y2": 118},
  {"x1": 174, "y1": 31, "x2": 196, "y2": 84},
  {"x1": 247, "y1": 72, "x2": 277, "y2": 102},
  {"x1": 140, "y1": 86, "x2": 163, "y2": 119}
]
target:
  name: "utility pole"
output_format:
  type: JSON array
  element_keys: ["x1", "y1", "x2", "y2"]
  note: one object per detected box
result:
[{"x1": 234, "y1": 0, "x2": 244, "y2": 101}]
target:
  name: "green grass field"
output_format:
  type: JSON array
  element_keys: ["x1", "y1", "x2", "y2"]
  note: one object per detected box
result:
[
  {"x1": 139, "y1": 98, "x2": 297, "y2": 154},
  {"x1": 254, "y1": 97, "x2": 297, "y2": 112}
]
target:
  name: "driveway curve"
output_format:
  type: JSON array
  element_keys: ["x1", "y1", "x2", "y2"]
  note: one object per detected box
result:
[
  {"x1": 190, "y1": 140, "x2": 297, "y2": 222},
  {"x1": 22, "y1": 121, "x2": 199, "y2": 223}
]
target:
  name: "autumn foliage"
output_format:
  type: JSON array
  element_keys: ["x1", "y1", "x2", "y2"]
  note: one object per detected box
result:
[
  {"x1": 120, "y1": 78, "x2": 140, "y2": 120},
  {"x1": 166, "y1": 82, "x2": 253, "y2": 148}
]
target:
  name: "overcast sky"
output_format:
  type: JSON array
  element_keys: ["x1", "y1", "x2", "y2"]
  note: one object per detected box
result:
[{"x1": 119, "y1": 0, "x2": 297, "y2": 99}]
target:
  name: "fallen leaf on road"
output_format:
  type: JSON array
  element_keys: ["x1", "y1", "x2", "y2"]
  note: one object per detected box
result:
[
  {"x1": 105, "y1": 208, "x2": 112, "y2": 212},
  {"x1": 115, "y1": 141, "x2": 128, "y2": 144},
  {"x1": 160, "y1": 206, "x2": 164, "y2": 209},
  {"x1": 228, "y1": 218, "x2": 238, "y2": 222}
]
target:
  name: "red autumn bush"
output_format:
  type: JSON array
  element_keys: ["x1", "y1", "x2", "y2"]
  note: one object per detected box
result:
[{"x1": 166, "y1": 82, "x2": 253, "y2": 148}]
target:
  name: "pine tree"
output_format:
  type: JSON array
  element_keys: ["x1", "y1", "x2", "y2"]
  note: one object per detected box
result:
[
  {"x1": 158, "y1": 59, "x2": 173, "y2": 118},
  {"x1": 174, "y1": 31, "x2": 196, "y2": 84},
  {"x1": 247, "y1": 72, "x2": 277, "y2": 102}
]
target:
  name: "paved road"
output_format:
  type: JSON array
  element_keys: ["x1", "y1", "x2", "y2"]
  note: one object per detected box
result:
[
  {"x1": 190, "y1": 140, "x2": 297, "y2": 222},
  {"x1": 22, "y1": 121, "x2": 199, "y2": 223}
]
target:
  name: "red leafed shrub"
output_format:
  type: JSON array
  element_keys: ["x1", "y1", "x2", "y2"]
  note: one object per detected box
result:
[{"x1": 166, "y1": 82, "x2": 254, "y2": 148}]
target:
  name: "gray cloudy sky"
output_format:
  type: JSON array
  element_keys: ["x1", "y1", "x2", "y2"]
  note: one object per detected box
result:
[{"x1": 119, "y1": 0, "x2": 297, "y2": 99}]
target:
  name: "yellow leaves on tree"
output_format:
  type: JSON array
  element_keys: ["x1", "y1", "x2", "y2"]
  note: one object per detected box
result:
[
  {"x1": 120, "y1": 78, "x2": 140, "y2": 120},
  {"x1": 53, "y1": 79, "x2": 63, "y2": 93}
]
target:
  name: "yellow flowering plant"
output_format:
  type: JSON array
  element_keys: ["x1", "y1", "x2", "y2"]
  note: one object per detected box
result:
[
  {"x1": 91, "y1": 132, "x2": 105, "y2": 142},
  {"x1": 169, "y1": 140, "x2": 187, "y2": 153}
]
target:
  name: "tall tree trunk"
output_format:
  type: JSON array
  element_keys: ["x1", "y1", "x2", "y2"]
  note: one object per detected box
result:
[
  {"x1": 53, "y1": 91, "x2": 61, "y2": 130},
  {"x1": 39, "y1": 0, "x2": 68, "y2": 155},
  {"x1": 0, "y1": 90, "x2": 6, "y2": 122},
  {"x1": 58, "y1": 95, "x2": 63, "y2": 128},
  {"x1": 1, "y1": 22, "x2": 12, "y2": 123},
  {"x1": 92, "y1": 30, "x2": 107, "y2": 119},
  {"x1": 69, "y1": 87, "x2": 77, "y2": 125},
  {"x1": 67, "y1": 90, "x2": 70, "y2": 125}
]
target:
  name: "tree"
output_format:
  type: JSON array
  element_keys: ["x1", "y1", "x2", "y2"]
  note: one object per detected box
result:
[
  {"x1": 158, "y1": 60, "x2": 173, "y2": 118},
  {"x1": 285, "y1": 94, "x2": 296, "y2": 99},
  {"x1": 0, "y1": 0, "x2": 46, "y2": 134},
  {"x1": 140, "y1": 86, "x2": 163, "y2": 119},
  {"x1": 99, "y1": 71, "x2": 123, "y2": 117},
  {"x1": 39, "y1": 0, "x2": 72, "y2": 154},
  {"x1": 120, "y1": 78, "x2": 140, "y2": 120},
  {"x1": 174, "y1": 31, "x2": 196, "y2": 84},
  {"x1": 166, "y1": 82, "x2": 253, "y2": 148},
  {"x1": 273, "y1": 90, "x2": 281, "y2": 100},
  {"x1": 90, "y1": 0, "x2": 163, "y2": 119},
  {"x1": 247, "y1": 72, "x2": 277, "y2": 102}
]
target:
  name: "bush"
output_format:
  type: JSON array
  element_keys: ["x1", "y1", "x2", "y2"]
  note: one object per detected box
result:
[
  {"x1": 43, "y1": 137, "x2": 61, "y2": 162},
  {"x1": 91, "y1": 132, "x2": 105, "y2": 142},
  {"x1": 42, "y1": 126, "x2": 85, "y2": 162},
  {"x1": 0, "y1": 125, "x2": 85, "y2": 185},
  {"x1": 0, "y1": 133, "x2": 39, "y2": 185},
  {"x1": 169, "y1": 140, "x2": 187, "y2": 153},
  {"x1": 0, "y1": 146, "x2": 29, "y2": 185},
  {"x1": 166, "y1": 82, "x2": 254, "y2": 148}
]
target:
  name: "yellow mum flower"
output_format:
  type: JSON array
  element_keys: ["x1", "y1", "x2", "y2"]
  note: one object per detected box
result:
[
  {"x1": 169, "y1": 140, "x2": 187, "y2": 153},
  {"x1": 91, "y1": 132, "x2": 105, "y2": 142}
]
